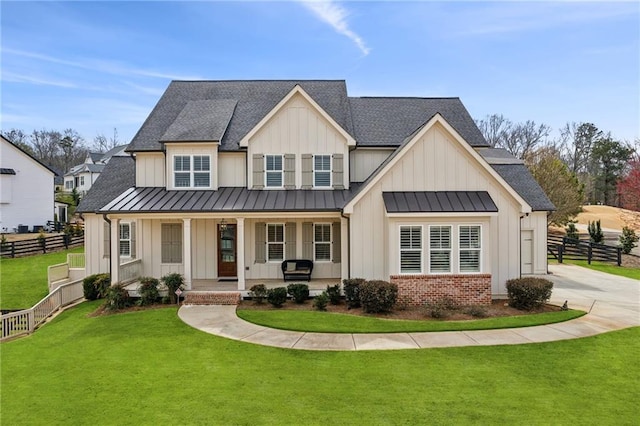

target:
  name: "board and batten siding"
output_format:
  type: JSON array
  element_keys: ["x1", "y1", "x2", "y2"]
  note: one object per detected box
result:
[
  {"x1": 139, "y1": 219, "x2": 184, "y2": 277},
  {"x1": 520, "y1": 211, "x2": 548, "y2": 275},
  {"x1": 349, "y1": 148, "x2": 394, "y2": 182},
  {"x1": 349, "y1": 124, "x2": 526, "y2": 296},
  {"x1": 83, "y1": 213, "x2": 110, "y2": 276},
  {"x1": 164, "y1": 143, "x2": 218, "y2": 190},
  {"x1": 218, "y1": 153, "x2": 246, "y2": 187},
  {"x1": 246, "y1": 93, "x2": 349, "y2": 189},
  {"x1": 135, "y1": 153, "x2": 165, "y2": 187}
]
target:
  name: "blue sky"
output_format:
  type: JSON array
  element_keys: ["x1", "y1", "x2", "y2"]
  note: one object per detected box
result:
[{"x1": 1, "y1": 1, "x2": 638, "y2": 146}]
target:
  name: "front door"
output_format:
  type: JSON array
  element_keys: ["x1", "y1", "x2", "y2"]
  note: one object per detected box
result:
[
  {"x1": 218, "y1": 224, "x2": 237, "y2": 278},
  {"x1": 521, "y1": 230, "x2": 534, "y2": 275}
]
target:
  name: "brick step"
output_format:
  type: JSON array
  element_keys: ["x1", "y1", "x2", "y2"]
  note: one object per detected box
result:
[{"x1": 183, "y1": 291, "x2": 242, "y2": 305}]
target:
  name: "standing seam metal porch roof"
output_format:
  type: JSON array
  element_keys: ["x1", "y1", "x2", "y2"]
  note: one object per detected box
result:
[
  {"x1": 99, "y1": 185, "x2": 362, "y2": 213},
  {"x1": 383, "y1": 191, "x2": 498, "y2": 213}
]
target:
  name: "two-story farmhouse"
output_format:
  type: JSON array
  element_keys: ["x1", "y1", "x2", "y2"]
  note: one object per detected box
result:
[
  {"x1": 64, "y1": 145, "x2": 128, "y2": 195},
  {"x1": 77, "y1": 80, "x2": 553, "y2": 305}
]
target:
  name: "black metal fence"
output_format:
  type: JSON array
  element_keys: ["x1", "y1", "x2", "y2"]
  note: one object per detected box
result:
[
  {"x1": 0, "y1": 233, "x2": 84, "y2": 258},
  {"x1": 548, "y1": 233, "x2": 622, "y2": 266}
]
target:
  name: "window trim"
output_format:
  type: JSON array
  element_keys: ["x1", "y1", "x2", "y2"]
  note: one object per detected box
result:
[
  {"x1": 313, "y1": 223, "x2": 332, "y2": 262},
  {"x1": 266, "y1": 223, "x2": 285, "y2": 262},
  {"x1": 119, "y1": 222, "x2": 131, "y2": 258},
  {"x1": 428, "y1": 225, "x2": 452, "y2": 274},
  {"x1": 313, "y1": 154, "x2": 332, "y2": 188},
  {"x1": 458, "y1": 224, "x2": 482, "y2": 274},
  {"x1": 399, "y1": 225, "x2": 422, "y2": 274},
  {"x1": 264, "y1": 154, "x2": 284, "y2": 189},
  {"x1": 172, "y1": 154, "x2": 211, "y2": 189}
]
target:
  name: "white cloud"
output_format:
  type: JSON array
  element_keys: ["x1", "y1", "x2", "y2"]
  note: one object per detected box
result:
[
  {"x1": 300, "y1": 0, "x2": 370, "y2": 56},
  {"x1": 2, "y1": 71, "x2": 78, "y2": 89}
]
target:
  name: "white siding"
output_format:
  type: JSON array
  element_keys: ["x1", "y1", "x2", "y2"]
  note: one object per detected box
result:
[
  {"x1": 191, "y1": 219, "x2": 217, "y2": 279},
  {"x1": 0, "y1": 138, "x2": 54, "y2": 232},
  {"x1": 247, "y1": 93, "x2": 350, "y2": 189},
  {"x1": 349, "y1": 124, "x2": 526, "y2": 296},
  {"x1": 139, "y1": 219, "x2": 184, "y2": 277},
  {"x1": 135, "y1": 153, "x2": 165, "y2": 187},
  {"x1": 165, "y1": 143, "x2": 218, "y2": 190},
  {"x1": 84, "y1": 213, "x2": 110, "y2": 276},
  {"x1": 521, "y1": 211, "x2": 549, "y2": 274},
  {"x1": 219, "y1": 153, "x2": 246, "y2": 187},
  {"x1": 349, "y1": 148, "x2": 394, "y2": 182}
]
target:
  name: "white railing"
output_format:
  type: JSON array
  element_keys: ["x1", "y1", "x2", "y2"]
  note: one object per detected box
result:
[
  {"x1": 1, "y1": 279, "x2": 84, "y2": 341},
  {"x1": 119, "y1": 258, "x2": 142, "y2": 284},
  {"x1": 48, "y1": 263, "x2": 69, "y2": 288},
  {"x1": 67, "y1": 253, "x2": 85, "y2": 269}
]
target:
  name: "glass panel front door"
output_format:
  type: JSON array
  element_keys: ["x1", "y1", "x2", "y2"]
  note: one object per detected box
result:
[{"x1": 218, "y1": 224, "x2": 237, "y2": 277}]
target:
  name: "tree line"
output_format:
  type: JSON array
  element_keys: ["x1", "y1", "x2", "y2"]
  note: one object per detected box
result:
[
  {"x1": 2, "y1": 128, "x2": 122, "y2": 174},
  {"x1": 476, "y1": 114, "x2": 638, "y2": 225}
]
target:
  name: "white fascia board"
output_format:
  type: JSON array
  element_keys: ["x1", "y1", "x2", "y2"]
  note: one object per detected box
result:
[{"x1": 239, "y1": 85, "x2": 355, "y2": 147}]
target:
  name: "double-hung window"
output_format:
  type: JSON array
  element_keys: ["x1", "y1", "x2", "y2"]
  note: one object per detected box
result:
[
  {"x1": 80, "y1": 176, "x2": 85, "y2": 186},
  {"x1": 265, "y1": 155, "x2": 283, "y2": 188},
  {"x1": 429, "y1": 226, "x2": 451, "y2": 273},
  {"x1": 313, "y1": 155, "x2": 331, "y2": 188},
  {"x1": 267, "y1": 224, "x2": 284, "y2": 262},
  {"x1": 119, "y1": 223, "x2": 131, "y2": 257},
  {"x1": 400, "y1": 226, "x2": 422, "y2": 273},
  {"x1": 174, "y1": 155, "x2": 210, "y2": 188},
  {"x1": 314, "y1": 223, "x2": 331, "y2": 261},
  {"x1": 459, "y1": 225, "x2": 481, "y2": 272}
]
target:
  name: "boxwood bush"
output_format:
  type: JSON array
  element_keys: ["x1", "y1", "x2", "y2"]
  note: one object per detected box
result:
[
  {"x1": 137, "y1": 277, "x2": 160, "y2": 306},
  {"x1": 249, "y1": 284, "x2": 267, "y2": 304},
  {"x1": 326, "y1": 284, "x2": 341, "y2": 305},
  {"x1": 359, "y1": 280, "x2": 398, "y2": 313},
  {"x1": 161, "y1": 273, "x2": 184, "y2": 304},
  {"x1": 82, "y1": 273, "x2": 110, "y2": 300},
  {"x1": 105, "y1": 283, "x2": 131, "y2": 311},
  {"x1": 287, "y1": 283, "x2": 309, "y2": 304},
  {"x1": 267, "y1": 287, "x2": 288, "y2": 308},
  {"x1": 343, "y1": 278, "x2": 365, "y2": 309},
  {"x1": 506, "y1": 277, "x2": 553, "y2": 310},
  {"x1": 313, "y1": 291, "x2": 329, "y2": 311}
]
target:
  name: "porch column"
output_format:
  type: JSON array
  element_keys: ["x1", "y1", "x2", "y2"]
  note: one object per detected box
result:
[
  {"x1": 236, "y1": 217, "x2": 246, "y2": 290},
  {"x1": 183, "y1": 218, "x2": 192, "y2": 290},
  {"x1": 110, "y1": 218, "x2": 120, "y2": 284},
  {"x1": 341, "y1": 217, "x2": 349, "y2": 281}
]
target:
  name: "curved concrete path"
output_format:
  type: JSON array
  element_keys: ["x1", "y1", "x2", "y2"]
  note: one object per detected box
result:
[{"x1": 178, "y1": 264, "x2": 639, "y2": 351}]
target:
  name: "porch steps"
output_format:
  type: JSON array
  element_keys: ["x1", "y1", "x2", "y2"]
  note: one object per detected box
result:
[{"x1": 183, "y1": 291, "x2": 242, "y2": 306}]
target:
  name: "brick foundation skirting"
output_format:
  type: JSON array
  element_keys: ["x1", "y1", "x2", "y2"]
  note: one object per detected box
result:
[
  {"x1": 183, "y1": 291, "x2": 241, "y2": 305},
  {"x1": 390, "y1": 274, "x2": 491, "y2": 306}
]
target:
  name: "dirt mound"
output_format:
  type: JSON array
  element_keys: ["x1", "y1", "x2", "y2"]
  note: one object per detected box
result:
[{"x1": 576, "y1": 205, "x2": 640, "y2": 232}]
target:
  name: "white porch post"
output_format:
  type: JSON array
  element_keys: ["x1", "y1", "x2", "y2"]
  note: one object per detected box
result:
[
  {"x1": 110, "y1": 218, "x2": 120, "y2": 284},
  {"x1": 236, "y1": 217, "x2": 245, "y2": 290},
  {"x1": 183, "y1": 218, "x2": 192, "y2": 290},
  {"x1": 341, "y1": 217, "x2": 349, "y2": 281}
]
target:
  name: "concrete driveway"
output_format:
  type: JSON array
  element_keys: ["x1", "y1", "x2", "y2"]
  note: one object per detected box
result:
[{"x1": 178, "y1": 264, "x2": 639, "y2": 350}]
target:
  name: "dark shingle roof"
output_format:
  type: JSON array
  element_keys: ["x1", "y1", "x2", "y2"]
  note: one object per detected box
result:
[
  {"x1": 491, "y1": 164, "x2": 555, "y2": 211},
  {"x1": 160, "y1": 99, "x2": 237, "y2": 142},
  {"x1": 383, "y1": 191, "x2": 498, "y2": 213},
  {"x1": 76, "y1": 156, "x2": 135, "y2": 213},
  {"x1": 128, "y1": 80, "x2": 354, "y2": 152},
  {"x1": 349, "y1": 97, "x2": 489, "y2": 147}
]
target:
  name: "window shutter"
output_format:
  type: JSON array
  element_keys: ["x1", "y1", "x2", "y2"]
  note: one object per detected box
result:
[
  {"x1": 252, "y1": 154, "x2": 264, "y2": 189},
  {"x1": 130, "y1": 222, "x2": 136, "y2": 259},
  {"x1": 332, "y1": 154, "x2": 344, "y2": 189},
  {"x1": 255, "y1": 222, "x2": 266, "y2": 263},
  {"x1": 301, "y1": 154, "x2": 313, "y2": 189},
  {"x1": 285, "y1": 222, "x2": 296, "y2": 259},
  {"x1": 284, "y1": 154, "x2": 295, "y2": 189},
  {"x1": 332, "y1": 222, "x2": 341, "y2": 263},
  {"x1": 302, "y1": 222, "x2": 313, "y2": 259},
  {"x1": 103, "y1": 221, "x2": 110, "y2": 258}
]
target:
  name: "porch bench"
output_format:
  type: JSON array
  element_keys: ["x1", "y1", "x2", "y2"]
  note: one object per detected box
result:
[{"x1": 281, "y1": 259, "x2": 313, "y2": 282}]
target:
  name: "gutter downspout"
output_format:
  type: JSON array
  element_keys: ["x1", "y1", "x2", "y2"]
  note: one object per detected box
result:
[
  {"x1": 341, "y1": 211, "x2": 350, "y2": 279},
  {"x1": 103, "y1": 214, "x2": 112, "y2": 279}
]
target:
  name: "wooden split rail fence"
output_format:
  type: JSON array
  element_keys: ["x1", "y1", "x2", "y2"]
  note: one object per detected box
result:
[
  {"x1": 547, "y1": 233, "x2": 622, "y2": 266},
  {"x1": 0, "y1": 232, "x2": 84, "y2": 258}
]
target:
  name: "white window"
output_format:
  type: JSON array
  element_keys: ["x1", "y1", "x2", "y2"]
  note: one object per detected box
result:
[
  {"x1": 174, "y1": 155, "x2": 210, "y2": 188},
  {"x1": 265, "y1": 155, "x2": 283, "y2": 188},
  {"x1": 65, "y1": 181, "x2": 73, "y2": 190},
  {"x1": 313, "y1": 155, "x2": 331, "y2": 188},
  {"x1": 314, "y1": 223, "x2": 331, "y2": 261},
  {"x1": 80, "y1": 176, "x2": 85, "y2": 186},
  {"x1": 429, "y1": 226, "x2": 451, "y2": 273},
  {"x1": 400, "y1": 226, "x2": 422, "y2": 273},
  {"x1": 459, "y1": 225, "x2": 481, "y2": 273},
  {"x1": 119, "y1": 223, "x2": 131, "y2": 257},
  {"x1": 161, "y1": 223, "x2": 182, "y2": 263},
  {"x1": 267, "y1": 223, "x2": 284, "y2": 262}
]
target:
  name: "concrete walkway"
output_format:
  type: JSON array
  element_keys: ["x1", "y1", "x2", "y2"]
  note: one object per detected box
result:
[{"x1": 178, "y1": 264, "x2": 639, "y2": 351}]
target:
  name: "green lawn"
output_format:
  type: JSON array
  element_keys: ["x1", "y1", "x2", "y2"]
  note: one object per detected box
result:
[
  {"x1": 551, "y1": 259, "x2": 640, "y2": 280},
  {"x1": 1, "y1": 302, "x2": 638, "y2": 425},
  {"x1": 237, "y1": 309, "x2": 585, "y2": 333},
  {"x1": 0, "y1": 247, "x2": 83, "y2": 310}
]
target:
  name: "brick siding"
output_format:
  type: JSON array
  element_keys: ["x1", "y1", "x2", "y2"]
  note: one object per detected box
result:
[{"x1": 390, "y1": 274, "x2": 492, "y2": 306}]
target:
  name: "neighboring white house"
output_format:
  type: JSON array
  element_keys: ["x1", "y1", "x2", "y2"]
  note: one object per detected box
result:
[
  {"x1": 77, "y1": 80, "x2": 554, "y2": 305},
  {"x1": 0, "y1": 135, "x2": 56, "y2": 233},
  {"x1": 64, "y1": 145, "x2": 128, "y2": 195}
]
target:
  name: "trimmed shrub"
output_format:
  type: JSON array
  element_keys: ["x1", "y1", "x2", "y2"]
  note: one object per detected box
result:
[
  {"x1": 287, "y1": 283, "x2": 309, "y2": 304},
  {"x1": 506, "y1": 277, "x2": 553, "y2": 310},
  {"x1": 267, "y1": 287, "x2": 287, "y2": 308},
  {"x1": 588, "y1": 220, "x2": 604, "y2": 243},
  {"x1": 464, "y1": 305, "x2": 488, "y2": 318},
  {"x1": 83, "y1": 273, "x2": 110, "y2": 300},
  {"x1": 343, "y1": 278, "x2": 365, "y2": 309},
  {"x1": 565, "y1": 221, "x2": 579, "y2": 240},
  {"x1": 161, "y1": 273, "x2": 184, "y2": 304},
  {"x1": 619, "y1": 226, "x2": 639, "y2": 254},
  {"x1": 138, "y1": 277, "x2": 160, "y2": 306},
  {"x1": 313, "y1": 292, "x2": 329, "y2": 311},
  {"x1": 326, "y1": 284, "x2": 341, "y2": 305},
  {"x1": 424, "y1": 296, "x2": 457, "y2": 319},
  {"x1": 249, "y1": 284, "x2": 267, "y2": 304},
  {"x1": 105, "y1": 283, "x2": 131, "y2": 311},
  {"x1": 359, "y1": 280, "x2": 398, "y2": 313}
]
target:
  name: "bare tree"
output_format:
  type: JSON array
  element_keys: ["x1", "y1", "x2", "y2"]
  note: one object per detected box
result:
[
  {"x1": 1, "y1": 128, "x2": 34, "y2": 155},
  {"x1": 475, "y1": 114, "x2": 512, "y2": 148},
  {"x1": 92, "y1": 127, "x2": 120, "y2": 153},
  {"x1": 476, "y1": 114, "x2": 550, "y2": 160}
]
